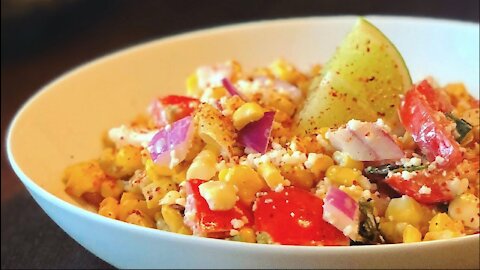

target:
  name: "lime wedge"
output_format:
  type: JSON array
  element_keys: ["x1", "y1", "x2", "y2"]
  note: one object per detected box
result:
[{"x1": 296, "y1": 17, "x2": 411, "y2": 135}]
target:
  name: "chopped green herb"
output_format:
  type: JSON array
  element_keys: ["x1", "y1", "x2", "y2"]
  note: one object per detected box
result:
[
  {"x1": 446, "y1": 112, "x2": 473, "y2": 143},
  {"x1": 358, "y1": 199, "x2": 385, "y2": 244},
  {"x1": 364, "y1": 164, "x2": 426, "y2": 177}
]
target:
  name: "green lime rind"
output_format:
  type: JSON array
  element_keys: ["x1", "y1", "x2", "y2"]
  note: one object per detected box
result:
[{"x1": 296, "y1": 17, "x2": 412, "y2": 135}]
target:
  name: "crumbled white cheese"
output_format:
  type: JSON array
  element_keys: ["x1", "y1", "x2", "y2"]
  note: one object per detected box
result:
[
  {"x1": 169, "y1": 150, "x2": 181, "y2": 169},
  {"x1": 446, "y1": 177, "x2": 469, "y2": 196},
  {"x1": 274, "y1": 184, "x2": 285, "y2": 192},
  {"x1": 418, "y1": 185, "x2": 432, "y2": 195},
  {"x1": 346, "y1": 119, "x2": 363, "y2": 130},
  {"x1": 434, "y1": 156, "x2": 446, "y2": 165},
  {"x1": 401, "y1": 157, "x2": 422, "y2": 167},
  {"x1": 108, "y1": 125, "x2": 159, "y2": 148},
  {"x1": 401, "y1": 170, "x2": 417, "y2": 180},
  {"x1": 229, "y1": 229, "x2": 239, "y2": 236},
  {"x1": 375, "y1": 118, "x2": 392, "y2": 132},
  {"x1": 304, "y1": 153, "x2": 320, "y2": 169},
  {"x1": 230, "y1": 218, "x2": 245, "y2": 229},
  {"x1": 196, "y1": 63, "x2": 232, "y2": 89}
]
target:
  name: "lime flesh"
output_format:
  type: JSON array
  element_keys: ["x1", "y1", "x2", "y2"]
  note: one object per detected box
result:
[{"x1": 296, "y1": 18, "x2": 412, "y2": 135}]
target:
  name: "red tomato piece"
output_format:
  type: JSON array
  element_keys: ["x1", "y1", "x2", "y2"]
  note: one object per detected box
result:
[
  {"x1": 399, "y1": 85, "x2": 462, "y2": 168},
  {"x1": 149, "y1": 95, "x2": 199, "y2": 127},
  {"x1": 415, "y1": 80, "x2": 453, "y2": 112},
  {"x1": 254, "y1": 187, "x2": 349, "y2": 246},
  {"x1": 385, "y1": 170, "x2": 455, "y2": 204},
  {"x1": 184, "y1": 179, "x2": 253, "y2": 238}
]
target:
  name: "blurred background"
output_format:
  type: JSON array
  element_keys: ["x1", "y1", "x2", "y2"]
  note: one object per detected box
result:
[{"x1": 1, "y1": 0, "x2": 478, "y2": 268}]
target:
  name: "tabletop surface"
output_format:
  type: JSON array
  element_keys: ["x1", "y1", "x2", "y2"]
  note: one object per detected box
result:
[{"x1": 1, "y1": 0, "x2": 478, "y2": 268}]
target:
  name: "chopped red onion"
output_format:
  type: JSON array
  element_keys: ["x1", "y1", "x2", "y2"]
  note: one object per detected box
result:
[
  {"x1": 323, "y1": 187, "x2": 360, "y2": 240},
  {"x1": 221, "y1": 78, "x2": 246, "y2": 100},
  {"x1": 328, "y1": 120, "x2": 404, "y2": 161},
  {"x1": 238, "y1": 111, "x2": 275, "y2": 154},
  {"x1": 147, "y1": 116, "x2": 194, "y2": 168}
]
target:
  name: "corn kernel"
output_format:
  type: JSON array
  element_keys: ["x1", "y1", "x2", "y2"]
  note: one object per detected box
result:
[
  {"x1": 238, "y1": 227, "x2": 256, "y2": 243},
  {"x1": 142, "y1": 179, "x2": 176, "y2": 209},
  {"x1": 98, "y1": 197, "x2": 119, "y2": 219},
  {"x1": 429, "y1": 213, "x2": 465, "y2": 233},
  {"x1": 333, "y1": 151, "x2": 364, "y2": 170},
  {"x1": 423, "y1": 230, "x2": 463, "y2": 241},
  {"x1": 115, "y1": 145, "x2": 143, "y2": 177},
  {"x1": 199, "y1": 181, "x2": 237, "y2": 210},
  {"x1": 325, "y1": 165, "x2": 360, "y2": 186},
  {"x1": 100, "y1": 180, "x2": 124, "y2": 199},
  {"x1": 161, "y1": 205, "x2": 192, "y2": 234},
  {"x1": 257, "y1": 162, "x2": 290, "y2": 191},
  {"x1": 379, "y1": 220, "x2": 408, "y2": 243},
  {"x1": 232, "y1": 102, "x2": 265, "y2": 130},
  {"x1": 385, "y1": 195, "x2": 432, "y2": 233},
  {"x1": 64, "y1": 161, "x2": 105, "y2": 198},
  {"x1": 186, "y1": 72, "x2": 202, "y2": 97},
  {"x1": 400, "y1": 131, "x2": 416, "y2": 150},
  {"x1": 269, "y1": 59, "x2": 299, "y2": 83},
  {"x1": 145, "y1": 159, "x2": 174, "y2": 183},
  {"x1": 219, "y1": 165, "x2": 266, "y2": 205},
  {"x1": 448, "y1": 193, "x2": 479, "y2": 230},
  {"x1": 186, "y1": 146, "x2": 218, "y2": 180},
  {"x1": 125, "y1": 210, "x2": 155, "y2": 228},
  {"x1": 268, "y1": 93, "x2": 295, "y2": 116},
  {"x1": 308, "y1": 154, "x2": 334, "y2": 178},
  {"x1": 402, "y1": 224, "x2": 422, "y2": 243},
  {"x1": 281, "y1": 165, "x2": 315, "y2": 190}
]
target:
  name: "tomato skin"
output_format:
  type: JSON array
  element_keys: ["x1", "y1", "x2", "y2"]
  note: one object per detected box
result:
[
  {"x1": 385, "y1": 170, "x2": 454, "y2": 204},
  {"x1": 184, "y1": 179, "x2": 253, "y2": 238},
  {"x1": 149, "y1": 95, "x2": 199, "y2": 127},
  {"x1": 399, "y1": 85, "x2": 462, "y2": 168},
  {"x1": 254, "y1": 187, "x2": 349, "y2": 246},
  {"x1": 415, "y1": 80, "x2": 453, "y2": 112}
]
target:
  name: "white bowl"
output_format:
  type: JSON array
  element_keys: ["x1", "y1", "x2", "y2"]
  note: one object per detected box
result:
[{"x1": 7, "y1": 16, "x2": 480, "y2": 269}]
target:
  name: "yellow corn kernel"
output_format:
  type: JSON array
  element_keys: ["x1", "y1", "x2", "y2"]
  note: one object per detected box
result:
[
  {"x1": 219, "y1": 165, "x2": 267, "y2": 205},
  {"x1": 268, "y1": 93, "x2": 295, "y2": 117},
  {"x1": 125, "y1": 210, "x2": 155, "y2": 228},
  {"x1": 238, "y1": 227, "x2": 256, "y2": 243},
  {"x1": 186, "y1": 146, "x2": 218, "y2": 180},
  {"x1": 448, "y1": 193, "x2": 479, "y2": 230},
  {"x1": 171, "y1": 167, "x2": 188, "y2": 185},
  {"x1": 198, "y1": 181, "x2": 237, "y2": 211},
  {"x1": 186, "y1": 72, "x2": 202, "y2": 97},
  {"x1": 333, "y1": 151, "x2": 364, "y2": 171},
  {"x1": 257, "y1": 162, "x2": 290, "y2": 191},
  {"x1": 379, "y1": 220, "x2": 408, "y2": 244},
  {"x1": 118, "y1": 192, "x2": 157, "y2": 221},
  {"x1": 325, "y1": 165, "x2": 360, "y2": 186},
  {"x1": 142, "y1": 179, "x2": 176, "y2": 209},
  {"x1": 161, "y1": 205, "x2": 192, "y2": 234},
  {"x1": 201, "y1": 86, "x2": 228, "y2": 100},
  {"x1": 120, "y1": 192, "x2": 144, "y2": 203},
  {"x1": 429, "y1": 213, "x2": 465, "y2": 233},
  {"x1": 98, "y1": 148, "x2": 116, "y2": 174},
  {"x1": 269, "y1": 59, "x2": 298, "y2": 83},
  {"x1": 64, "y1": 161, "x2": 105, "y2": 198},
  {"x1": 385, "y1": 195, "x2": 432, "y2": 233},
  {"x1": 423, "y1": 230, "x2": 463, "y2": 241},
  {"x1": 281, "y1": 165, "x2": 315, "y2": 190},
  {"x1": 338, "y1": 185, "x2": 364, "y2": 201},
  {"x1": 145, "y1": 158, "x2": 174, "y2": 182},
  {"x1": 403, "y1": 224, "x2": 422, "y2": 243},
  {"x1": 232, "y1": 102, "x2": 265, "y2": 130},
  {"x1": 100, "y1": 180, "x2": 124, "y2": 199},
  {"x1": 308, "y1": 154, "x2": 334, "y2": 178},
  {"x1": 115, "y1": 145, "x2": 143, "y2": 177},
  {"x1": 98, "y1": 197, "x2": 119, "y2": 219}
]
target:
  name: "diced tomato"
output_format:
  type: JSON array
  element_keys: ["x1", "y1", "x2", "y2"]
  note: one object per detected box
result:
[
  {"x1": 184, "y1": 179, "x2": 253, "y2": 238},
  {"x1": 254, "y1": 187, "x2": 349, "y2": 246},
  {"x1": 149, "y1": 95, "x2": 199, "y2": 127},
  {"x1": 399, "y1": 84, "x2": 462, "y2": 168},
  {"x1": 385, "y1": 170, "x2": 455, "y2": 204},
  {"x1": 415, "y1": 80, "x2": 453, "y2": 112}
]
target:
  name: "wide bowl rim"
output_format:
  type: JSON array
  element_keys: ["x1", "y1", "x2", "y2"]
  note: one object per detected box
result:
[{"x1": 6, "y1": 15, "x2": 479, "y2": 254}]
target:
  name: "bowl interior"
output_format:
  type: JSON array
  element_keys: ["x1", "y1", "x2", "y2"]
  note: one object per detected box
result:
[{"x1": 7, "y1": 16, "x2": 480, "y2": 210}]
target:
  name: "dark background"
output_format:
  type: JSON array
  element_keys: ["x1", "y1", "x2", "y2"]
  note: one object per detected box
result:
[{"x1": 1, "y1": 0, "x2": 479, "y2": 268}]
